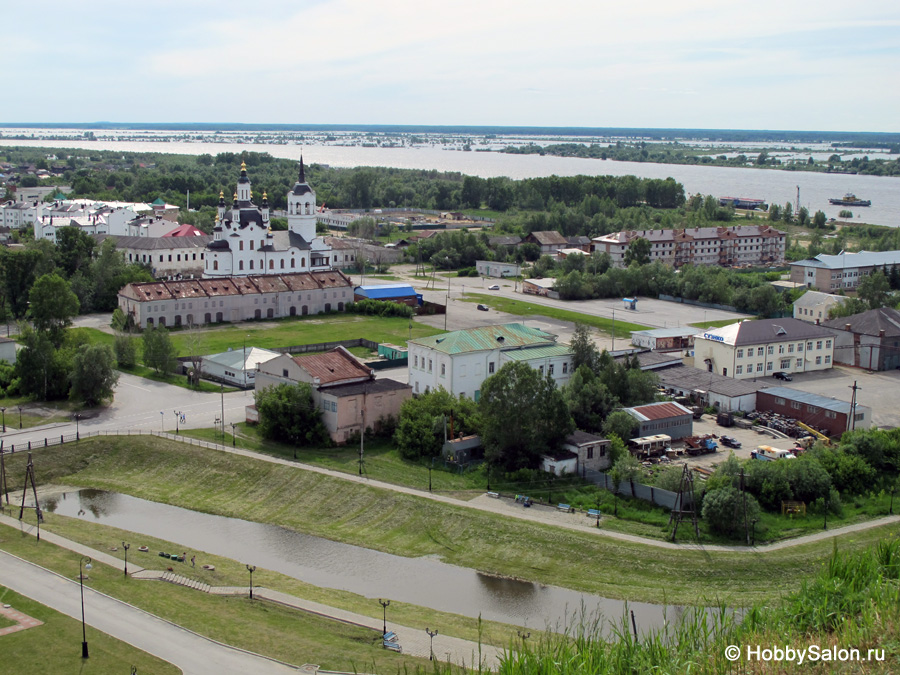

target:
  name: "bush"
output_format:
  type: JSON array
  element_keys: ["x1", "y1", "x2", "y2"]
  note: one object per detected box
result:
[
  {"x1": 345, "y1": 299, "x2": 414, "y2": 318},
  {"x1": 114, "y1": 334, "x2": 137, "y2": 369}
]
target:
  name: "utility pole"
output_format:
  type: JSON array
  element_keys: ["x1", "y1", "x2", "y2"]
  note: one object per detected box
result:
[
  {"x1": 611, "y1": 308, "x2": 616, "y2": 352},
  {"x1": 848, "y1": 381, "x2": 860, "y2": 431}
]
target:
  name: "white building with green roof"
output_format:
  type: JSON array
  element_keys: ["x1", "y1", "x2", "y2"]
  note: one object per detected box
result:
[{"x1": 407, "y1": 323, "x2": 573, "y2": 400}]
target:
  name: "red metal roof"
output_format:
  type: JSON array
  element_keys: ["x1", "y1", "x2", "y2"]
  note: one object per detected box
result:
[
  {"x1": 629, "y1": 402, "x2": 691, "y2": 421},
  {"x1": 291, "y1": 347, "x2": 373, "y2": 386}
]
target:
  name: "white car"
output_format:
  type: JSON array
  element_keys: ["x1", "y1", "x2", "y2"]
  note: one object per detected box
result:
[{"x1": 488, "y1": 284, "x2": 500, "y2": 290}]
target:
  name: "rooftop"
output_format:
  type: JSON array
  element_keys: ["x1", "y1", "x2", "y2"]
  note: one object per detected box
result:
[
  {"x1": 204, "y1": 347, "x2": 280, "y2": 371},
  {"x1": 501, "y1": 343, "x2": 573, "y2": 361},
  {"x1": 655, "y1": 364, "x2": 767, "y2": 397},
  {"x1": 793, "y1": 291, "x2": 848, "y2": 310},
  {"x1": 291, "y1": 347, "x2": 373, "y2": 386},
  {"x1": 623, "y1": 401, "x2": 693, "y2": 422},
  {"x1": 323, "y1": 378, "x2": 411, "y2": 398},
  {"x1": 410, "y1": 323, "x2": 558, "y2": 355},
  {"x1": 696, "y1": 318, "x2": 834, "y2": 347},
  {"x1": 565, "y1": 430, "x2": 609, "y2": 447},
  {"x1": 759, "y1": 386, "x2": 871, "y2": 416},
  {"x1": 791, "y1": 250, "x2": 900, "y2": 270},
  {"x1": 822, "y1": 307, "x2": 900, "y2": 338}
]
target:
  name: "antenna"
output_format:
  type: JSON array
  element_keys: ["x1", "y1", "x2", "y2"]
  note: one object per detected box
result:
[{"x1": 668, "y1": 464, "x2": 699, "y2": 541}]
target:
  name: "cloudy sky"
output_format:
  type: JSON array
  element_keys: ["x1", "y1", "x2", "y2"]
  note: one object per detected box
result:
[{"x1": 6, "y1": 0, "x2": 899, "y2": 131}]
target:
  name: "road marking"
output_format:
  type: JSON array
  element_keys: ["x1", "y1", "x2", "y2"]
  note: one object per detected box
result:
[{"x1": 120, "y1": 380, "x2": 152, "y2": 393}]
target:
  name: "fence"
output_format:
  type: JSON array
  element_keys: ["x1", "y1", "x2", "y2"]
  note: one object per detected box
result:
[
  {"x1": 0, "y1": 429, "x2": 237, "y2": 456},
  {"x1": 278, "y1": 338, "x2": 380, "y2": 355},
  {"x1": 583, "y1": 468, "x2": 689, "y2": 510},
  {"x1": 657, "y1": 294, "x2": 739, "y2": 314}
]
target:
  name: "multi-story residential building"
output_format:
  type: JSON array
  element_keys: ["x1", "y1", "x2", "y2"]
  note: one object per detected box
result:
[
  {"x1": 1, "y1": 200, "x2": 41, "y2": 229},
  {"x1": 95, "y1": 234, "x2": 211, "y2": 278},
  {"x1": 204, "y1": 159, "x2": 332, "y2": 278},
  {"x1": 790, "y1": 250, "x2": 900, "y2": 292},
  {"x1": 592, "y1": 225, "x2": 786, "y2": 268},
  {"x1": 118, "y1": 270, "x2": 352, "y2": 328},
  {"x1": 693, "y1": 318, "x2": 836, "y2": 380},
  {"x1": 407, "y1": 323, "x2": 573, "y2": 399}
]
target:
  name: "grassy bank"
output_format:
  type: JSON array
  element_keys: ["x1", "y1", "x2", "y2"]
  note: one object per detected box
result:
[
  {"x1": 0, "y1": 585, "x2": 180, "y2": 675},
  {"x1": 0, "y1": 525, "x2": 436, "y2": 672},
  {"x1": 462, "y1": 294, "x2": 650, "y2": 337},
  {"x1": 4, "y1": 436, "x2": 896, "y2": 608}
]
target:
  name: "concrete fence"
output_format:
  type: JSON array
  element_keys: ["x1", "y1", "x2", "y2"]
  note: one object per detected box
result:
[
  {"x1": 0, "y1": 429, "x2": 233, "y2": 456},
  {"x1": 584, "y1": 469, "x2": 690, "y2": 510}
]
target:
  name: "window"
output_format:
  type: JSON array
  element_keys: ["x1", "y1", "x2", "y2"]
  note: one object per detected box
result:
[
  {"x1": 587, "y1": 447, "x2": 594, "y2": 459},
  {"x1": 414, "y1": 355, "x2": 418, "y2": 368},
  {"x1": 562, "y1": 362, "x2": 568, "y2": 374},
  {"x1": 798, "y1": 343, "x2": 804, "y2": 352},
  {"x1": 791, "y1": 401, "x2": 801, "y2": 410},
  {"x1": 756, "y1": 363, "x2": 763, "y2": 372},
  {"x1": 736, "y1": 349, "x2": 744, "y2": 359},
  {"x1": 282, "y1": 369, "x2": 288, "y2": 377},
  {"x1": 855, "y1": 412, "x2": 865, "y2": 422},
  {"x1": 428, "y1": 359, "x2": 433, "y2": 373},
  {"x1": 213, "y1": 260, "x2": 218, "y2": 270},
  {"x1": 440, "y1": 363, "x2": 446, "y2": 377},
  {"x1": 825, "y1": 355, "x2": 831, "y2": 364},
  {"x1": 815, "y1": 356, "x2": 822, "y2": 365},
  {"x1": 825, "y1": 410, "x2": 837, "y2": 419},
  {"x1": 240, "y1": 241, "x2": 244, "y2": 251},
  {"x1": 250, "y1": 260, "x2": 254, "y2": 270},
  {"x1": 757, "y1": 347, "x2": 764, "y2": 357},
  {"x1": 767, "y1": 346, "x2": 774, "y2": 355},
  {"x1": 249, "y1": 241, "x2": 254, "y2": 250},
  {"x1": 778, "y1": 345, "x2": 785, "y2": 354},
  {"x1": 807, "y1": 342, "x2": 813, "y2": 350},
  {"x1": 826, "y1": 339, "x2": 832, "y2": 349},
  {"x1": 775, "y1": 397, "x2": 785, "y2": 405},
  {"x1": 788, "y1": 344, "x2": 794, "y2": 353},
  {"x1": 796, "y1": 358, "x2": 803, "y2": 368},
  {"x1": 489, "y1": 362, "x2": 495, "y2": 374},
  {"x1": 549, "y1": 364, "x2": 555, "y2": 376},
  {"x1": 807, "y1": 405, "x2": 817, "y2": 413},
  {"x1": 816, "y1": 340, "x2": 823, "y2": 350},
  {"x1": 736, "y1": 365, "x2": 743, "y2": 375},
  {"x1": 239, "y1": 260, "x2": 244, "y2": 270},
  {"x1": 539, "y1": 366, "x2": 544, "y2": 375},
  {"x1": 766, "y1": 362, "x2": 773, "y2": 371}
]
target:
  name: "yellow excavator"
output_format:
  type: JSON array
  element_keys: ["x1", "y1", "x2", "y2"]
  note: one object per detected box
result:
[{"x1": 796, "y1": 421, "x2": 831, "y2": 447}]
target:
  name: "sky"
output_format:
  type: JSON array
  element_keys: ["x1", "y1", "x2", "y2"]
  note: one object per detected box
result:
[{"x1": 6, "y1": 0, "x2": 900, "y2": 132}]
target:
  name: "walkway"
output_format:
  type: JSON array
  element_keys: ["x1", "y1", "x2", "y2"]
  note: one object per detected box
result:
[{"x1": 0, "y1": 513, "x2": 504, "y2": 670}]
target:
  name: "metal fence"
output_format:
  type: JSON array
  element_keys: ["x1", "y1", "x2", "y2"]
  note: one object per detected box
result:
[
  {"x1": 0, "y1": 429, "x2": 233, "y2": 455},
  {"x1": 584, "y1": 468, "x2": 689, "y2": 510}
]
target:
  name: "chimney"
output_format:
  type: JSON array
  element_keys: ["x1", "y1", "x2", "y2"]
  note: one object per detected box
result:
[
  {"x1": 845, "y1": 324, "x2": 851, "y2": 331},
  {"x1": 879, "y1": 329, "x2": 885, "y2": 338}
]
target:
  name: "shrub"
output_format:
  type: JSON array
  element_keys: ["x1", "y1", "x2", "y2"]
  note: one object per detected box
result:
[{"x1": 702, "y1": 486, "x2": 760, "y2": 537}]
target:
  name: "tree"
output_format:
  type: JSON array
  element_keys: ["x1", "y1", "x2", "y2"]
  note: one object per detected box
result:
[
  {"x1": 114, "y1": 334, "x2": 137, "y2": 369},
  {"x1": 142, "y1": 325, "x2": 176, "y2": 374},
  {"x1": 255, "y1": 382, "x2": 329, "y2": 446},
  {"x1": 394, "y1": 387, "x2": 479, "y2": 461},
  {"x1": 55, "y1": 227, "x2": 96, "y2": 277},
  {"x1": 563, "y1": 365, "x2": 616, "y2": 433},
  {"x1": 28, "y1": 273, "x2": 80, "y2": 346},
  {"x1": 479, "y1": 361, "x2": 574, "y2": 471},
  {"x1": 0, "y1": 248, "x2": 42, "y2": 319},
  {"x1": 623, "y1": 237, "x2": 651, "y2": 267},
  {"x1": 857, "y1": 270, "x2": 892, "y2": 309},
  {"x1": 569, "y1": 323, "x2": 601, "y2": 372},
  {"x1": 602, "y1": 410, "x2": 638, "y2": 442},
  {"x1": 813, "y1": 210, "x2": 828, "y2": 229},
  {"x1": 608, "y1": 453, "x2": 641, "y2": 516},
  {"x1": 69, "y1": 343, "x2": 119, "y2": 406},
  {"x1": 14, "y1": 327, "x2": 71, "y2": 400},
  {"x1": 702, "y1": 486, "x2": 760, "y2": 537}
]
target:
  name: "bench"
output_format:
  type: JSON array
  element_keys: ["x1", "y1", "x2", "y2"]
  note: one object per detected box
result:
[
  {"x1": 587, "y1": 509, "x2": 601, "y2": 518},
  {"x1": 383, "y1": 640, "x2": 402, "y2": 652},
  {"x1": 486, "y1": 491, "x2": 500, "y2": 499},
  {"x1": 383, "y1": 631, "x2": 398, "y2": 642},
  {"x1": 557, "y1": 503, "x2": 574, "y2": 513}
]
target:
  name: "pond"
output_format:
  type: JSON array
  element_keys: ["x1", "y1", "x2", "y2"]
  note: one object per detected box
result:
[{"x1": 43, "y1": 489, "x2": 706, "y2": 634}]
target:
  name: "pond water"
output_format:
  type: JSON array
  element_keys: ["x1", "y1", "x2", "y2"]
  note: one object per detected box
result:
[{"x1": 43, "y1": 489, "x2": 703, "y2": 634}]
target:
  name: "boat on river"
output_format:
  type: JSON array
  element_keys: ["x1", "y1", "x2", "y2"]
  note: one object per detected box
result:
[
  {"x1": 829, "y1": 193, "x2": 871, "y2": 207},
  {"x1": 719, "y1": 196, "x2": 768, "y2": 210}
]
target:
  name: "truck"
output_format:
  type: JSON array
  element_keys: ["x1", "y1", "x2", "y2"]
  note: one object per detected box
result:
[{"x1": 751, "y1": 445, "x2": 796, "y2": 461}]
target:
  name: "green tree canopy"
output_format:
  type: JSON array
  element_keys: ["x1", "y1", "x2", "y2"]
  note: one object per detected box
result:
[
  {"x1": 479, "y1": 361, "x2": 574, "y2": 471},
  {"x1": 394, "y1": 387, "x2": 480, "y2": 461},
  {"x1": 255, "y1": 382, "x2": 329, "y2": 446},
  {"x1": 702, "y1": 486, "x2": 760, "y2": 537},
  {"x1": 602, "y1": 410, "x2": 638, "y2": 442},
  {"x1": 28, "y1": 273, "x2": 80, "y2": 346},
  {"x1": 142, "y1": 325, "x2": 177, "y2": 374},
  {"x1": 69, "y1": 343, "x2": 119, "y2": 406},
  {"x1": 623, "y1": 237, "x2": 651, "y2": 266},
  {"x1": 569, "y1": 323, "x2": 601, "y2": 372},
  {"x1": 563, "y1": 365, "x2": 617, "y2": 433}
]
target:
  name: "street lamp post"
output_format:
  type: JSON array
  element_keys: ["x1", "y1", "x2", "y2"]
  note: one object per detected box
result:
[
  {"x1": 220, "y1": 383, "x2": 225, "y2": 444},
  {"x1": 173, "y1": 410, "x2": 181, "y2": 434},
  {"x1": 428, "y1": 466, "x2": 432, "y2": 493},
  {"x1": 73, "y1": 414, "x2": 80, "y2": 440},
  {"x1": 159, "y1": 411, "x2": 164, "y2": 432},
  {"x1": 425, "y1": 627, "x2": 438, "y2": 661},
  {"x1": 379, "y1": 599, "x2": 390, "y2": 636},
  {"x1": 17, "y1": 406, "x2": 23, "y2": 429},
  {"x1": 122, "y1": 542, "x2": 130, "y2": 578},
  {"x1": 246, "y1": 564, "x2": 256, "y2": 599},
  {"x1": 79, "y1": 556, "x2": 93, "y2": 658},
  {"x1": 230, "y1": 423, "x2": 236, "y2": 448},
  {"x1": 1, "y1": 407, "x2": 6, "y2": 432},
  {"x1": 595, "y1": 495, "x2": 601, "y2": 528}
]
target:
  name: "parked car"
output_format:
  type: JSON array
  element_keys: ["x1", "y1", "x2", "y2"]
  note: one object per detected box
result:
[
  {"x1": 488, "y1": 284, "x2": 500, "y2": 290},
  {"x1": 773, "y1": 371, "x2": 793, "y2": 381},
  {"x1": 477, "y1": 304, "x2": 489, "y2": 311},
  {"x1": 720, "y1": 435, "x2": 742, "y2": 449}
]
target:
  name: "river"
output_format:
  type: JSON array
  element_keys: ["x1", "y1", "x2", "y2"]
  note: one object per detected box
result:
[
  {"x1": 2, "y1": 136, "x2": 898, "y2": 227},
  {"x1": 42, "y1": 488, "x2": 703, "y2": 635}
]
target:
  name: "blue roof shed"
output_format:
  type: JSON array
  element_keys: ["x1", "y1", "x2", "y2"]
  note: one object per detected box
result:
[{"x1": 354, "y1": 284, "x2": 423, "y2": 305}]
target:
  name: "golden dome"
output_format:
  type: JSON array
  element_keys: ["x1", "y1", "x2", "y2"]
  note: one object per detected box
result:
[
  {"x1": 219, "y1": 190, "x2": 224, "y2": 199},
  {"x1": 241, "y1": 161, "x2": 247, "y2": 171}
]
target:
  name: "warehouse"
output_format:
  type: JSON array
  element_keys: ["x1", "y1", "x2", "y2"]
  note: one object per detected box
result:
[
  {"x1": 353, "y1": 283, "x2": 422, "y2": 307},
  {"x1": 756, "y1": 386, "x2": 872, "y2": 436}
]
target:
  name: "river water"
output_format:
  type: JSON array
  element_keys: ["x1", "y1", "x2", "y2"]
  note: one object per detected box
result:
[
  {"x1": 43, "y1": 488, "x2": 700, "y2": 635},
  {"x1": 3, "y1": 136, "x2": 898, "y2": 227}
]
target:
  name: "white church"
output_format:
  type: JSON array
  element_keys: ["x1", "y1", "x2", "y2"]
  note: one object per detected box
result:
[{"x1": 204, "y1": 159, "x2": 332, "y2": 277}]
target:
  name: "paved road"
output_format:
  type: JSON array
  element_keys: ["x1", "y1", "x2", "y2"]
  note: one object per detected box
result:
[{"x1": 0, "y1": 549, "x2": 299, "y2": 674}]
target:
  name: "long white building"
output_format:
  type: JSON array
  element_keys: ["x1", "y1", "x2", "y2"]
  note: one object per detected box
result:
[{"x1": 407, "y1": 323, "x2": 574, "y2": 400}]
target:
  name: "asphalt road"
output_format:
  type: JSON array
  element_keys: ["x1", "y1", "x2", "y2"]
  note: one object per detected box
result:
[
  {"x1": 1, "y1": 372, "x2": 256, "y2": 449},
  {"x1": 0, "y1": 549, "x2": 298, "y2": 674}
]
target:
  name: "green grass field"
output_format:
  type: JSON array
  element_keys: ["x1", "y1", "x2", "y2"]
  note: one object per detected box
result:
[
  {"x1": 0, "y1": 586, "x2": 180, "y2": 675},
  {"x1": 463, "y1": 294, "x2": 650, "y2": 337},
  {"x1": 4, "y1": 436, "x2": 896, "y2": 609},
  {"x1": 689, "y1": 318, "x2": 745, "y2": 329}
]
